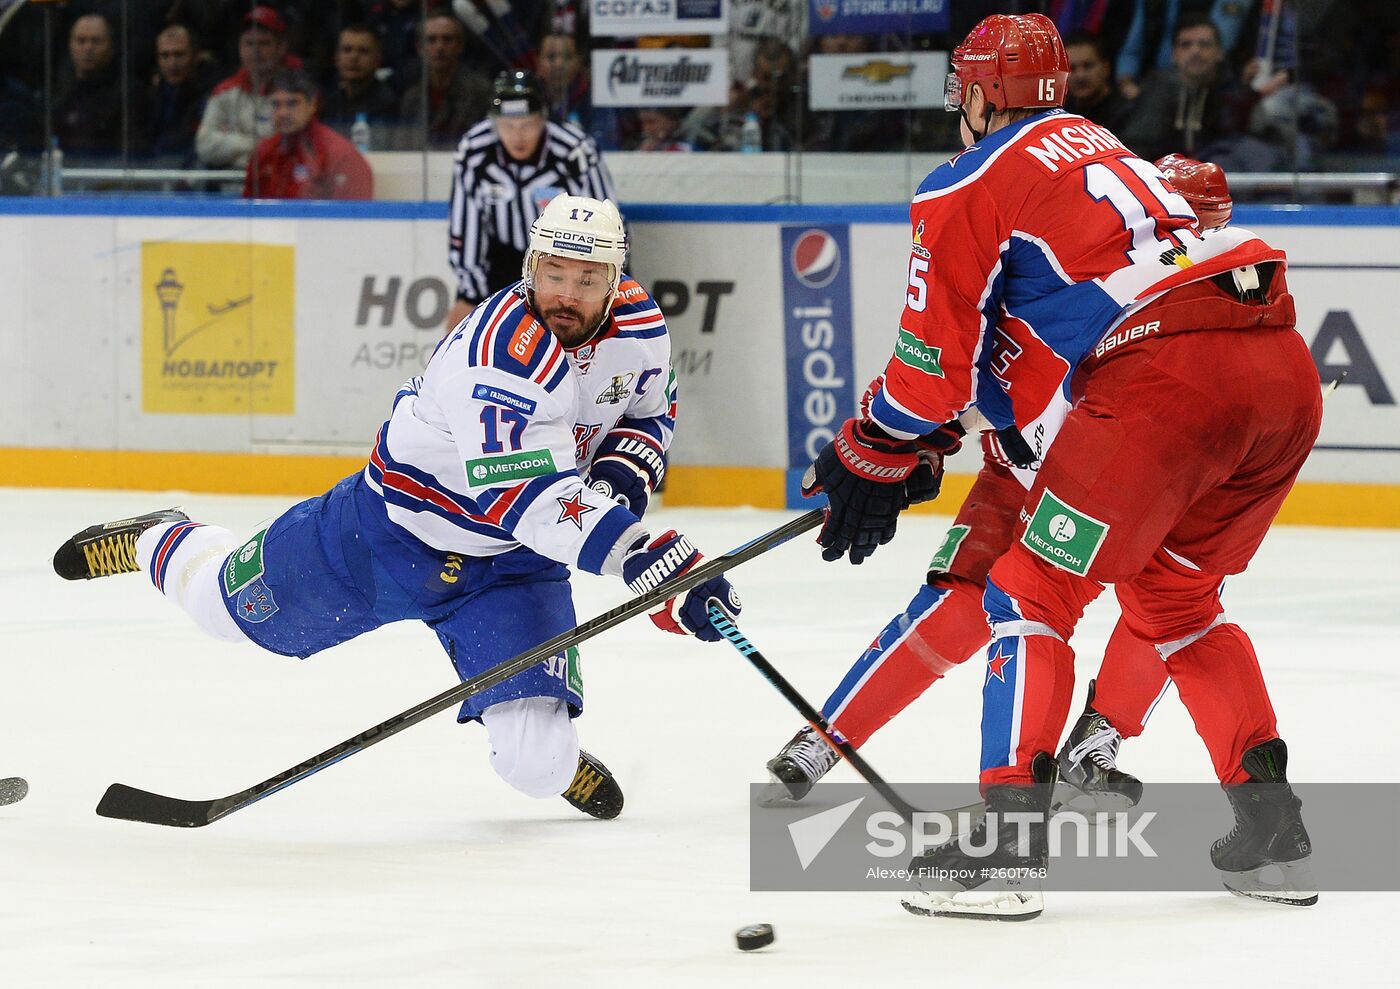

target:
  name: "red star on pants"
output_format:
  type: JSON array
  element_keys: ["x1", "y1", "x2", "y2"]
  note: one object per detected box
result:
[
  {"x1": 986, "y1": 647, "x2": 1015, "y2": 684},
  {"x1": 556, "y1": 492, "x2": 596, "y2": 530}
]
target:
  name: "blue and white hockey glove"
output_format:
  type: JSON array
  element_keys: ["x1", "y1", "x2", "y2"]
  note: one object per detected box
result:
[
  {"x1": 803, "y1": 417, "x2": 919, "y2": 565},
  {"x1": 622, "y1": 530, "x2": 741, "y2": 642},
  {"x1": 590, "y1": 429, "x2": 666, "y2": 517},
  {"x1": 588, "y1": 460, "x2": 651, "y2": 517}
]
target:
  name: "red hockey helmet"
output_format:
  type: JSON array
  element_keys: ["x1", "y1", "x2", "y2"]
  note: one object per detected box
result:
[
  {"x1": 1155, "y1": 153, "x2": 1233, "y2": 230},
  {"x1": 945, "y1": 13, "x2": 1070, "y2": 113}
]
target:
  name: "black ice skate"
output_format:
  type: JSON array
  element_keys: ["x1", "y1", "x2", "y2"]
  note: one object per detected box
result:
[
  {"x1": 1052, "y1": 679, "x2": 1144, "y2": 817},
  {"x1": 1211, "y1": 739, "x2": 1317, "y2": 906},
  {"x1": 53, "y1": 508, "x2": 188, "y2": 581},
  {"x1": 758, "y1": 725, "x2": 841, "y2": 806},
  {"x1": 901, "y1": 753, "x2": 1057, "y2": 922},
  {"x1": 0, "y1": 776, "x2": 28, "y2": 807},
  {"x1": 561, "y1": 750, "x2": 624, "y2": 820}
]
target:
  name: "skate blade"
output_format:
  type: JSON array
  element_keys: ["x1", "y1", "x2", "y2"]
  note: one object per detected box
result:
[
  {"x1": 1050, "y1": 782, "x2": 1137, "y2": 819},
  {"x1": 900, "y1": 887, "x2": 1043, "y2": 922},
  {"x1": 755, "y1": 774, "x2": 803, "y2": 808},
  {"x1": 1221, "y1": 858, "x2": 1318, "y2": 907}
]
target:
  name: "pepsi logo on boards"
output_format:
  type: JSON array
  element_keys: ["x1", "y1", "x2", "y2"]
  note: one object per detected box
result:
[{"x1": 790, "y1": 229, "x2": 841, "y2": 289}]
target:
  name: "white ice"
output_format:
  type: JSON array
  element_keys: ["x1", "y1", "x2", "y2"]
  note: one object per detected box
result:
[{"x1": 1, "y1": 489, "x2": 1395, "y2": 987}]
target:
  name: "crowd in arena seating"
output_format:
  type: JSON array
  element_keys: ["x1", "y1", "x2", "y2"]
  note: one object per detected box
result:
[{"x1": 0, "y1": 0, "x2": 1393, "y2": 181}]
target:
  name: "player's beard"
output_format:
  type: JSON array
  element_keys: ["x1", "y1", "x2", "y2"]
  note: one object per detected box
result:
[{"x1": 539, "y1": 298, "x2": 607, "y2": 348}]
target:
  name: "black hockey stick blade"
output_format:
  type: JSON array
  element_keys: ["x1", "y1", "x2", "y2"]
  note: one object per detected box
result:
[
  {"x1": 98, "y1": 509, "x2": 825, "y2": 828},
  {"x1": 97, "y1": 784, "x2": 219, "y2": 827}
]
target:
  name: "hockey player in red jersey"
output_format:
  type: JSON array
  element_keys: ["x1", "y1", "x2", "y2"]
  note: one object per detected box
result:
[
  {"x1": 802, "y1": 13, "x2": 1320, "y2": 919},
  {"x1": 761, "y1": 153, "x2": 1239, "y2": 813},
  {"x1": 761, "y1": 383, "x2": 1164, "y2": 816},
  {"x1": 1155, "y1": 152, "x2": 1233, "y2": 230}
]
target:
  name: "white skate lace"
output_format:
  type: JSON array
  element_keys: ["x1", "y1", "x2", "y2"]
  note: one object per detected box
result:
[
  {"x1": 1066, "y1": 719, "x2": 1121, "y2": 772},
  {"x1": 787, "y1": 728, "x2": 841, "y2": 781}
]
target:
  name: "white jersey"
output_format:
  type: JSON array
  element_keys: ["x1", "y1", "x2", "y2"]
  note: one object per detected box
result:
[{"x1": 364, "y1": 276, "x2": 674, "y2": 577}]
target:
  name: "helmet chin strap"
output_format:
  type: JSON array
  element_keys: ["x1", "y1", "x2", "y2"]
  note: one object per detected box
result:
[{"x1": 959, "y1": 102, "x2": 993, "y2": 143}]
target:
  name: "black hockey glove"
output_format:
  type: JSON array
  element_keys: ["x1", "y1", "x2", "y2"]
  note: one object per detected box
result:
[
  {"x1": 993, "y1": 424, "x2": 1037, "y2": 470},
  {"x1": 802, "y1": 418, "x2": 919, "y2": 565},
  {"x1": 905, "y1": 419, "x2": 966, "y2": 506}
]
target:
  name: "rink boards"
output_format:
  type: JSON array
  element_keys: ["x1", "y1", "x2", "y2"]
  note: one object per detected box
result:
[{"x1": 0, "y1": 199, "x2": 1395, "y2": 526}]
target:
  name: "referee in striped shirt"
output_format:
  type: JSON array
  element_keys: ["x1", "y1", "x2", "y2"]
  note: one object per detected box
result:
[{"x1": 445, "y1": 70, "x2": 618, "y2": 331}]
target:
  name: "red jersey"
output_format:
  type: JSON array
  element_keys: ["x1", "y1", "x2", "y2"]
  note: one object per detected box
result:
[
  {"x1": 867, "y1": 110, "x2": 1284, "y2": 454},
  {"x1": 244, "y1": 119, "x2": 373, "y2": 201}
]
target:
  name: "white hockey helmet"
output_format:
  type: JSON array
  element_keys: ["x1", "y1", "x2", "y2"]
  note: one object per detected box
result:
[{"x1": 523, "y1": 194, "x2": 628, "y2": 308}]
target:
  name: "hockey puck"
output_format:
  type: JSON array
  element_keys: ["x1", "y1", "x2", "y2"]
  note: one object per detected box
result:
[{"x1": 735, "y1": 924, "x2": 774, "y2": 951}]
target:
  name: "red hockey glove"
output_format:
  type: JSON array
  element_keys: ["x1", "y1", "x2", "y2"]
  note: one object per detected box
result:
[
  {"x1": 857, "y1": 375, "x2": 963, "y2": 507},
  {"x1": 622, "y1": 530, "x2": 742, "y2": 642},
  {"x1": 802, "y1": 417, "x2": 918, "y2": 564}
]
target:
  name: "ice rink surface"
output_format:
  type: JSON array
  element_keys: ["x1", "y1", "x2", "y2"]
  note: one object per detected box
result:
[{"x1": 1, "y1": 488, "x2": 1395, "y2": 987}]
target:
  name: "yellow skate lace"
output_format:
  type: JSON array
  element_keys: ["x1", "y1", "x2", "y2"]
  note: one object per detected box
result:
[
  {"x1": 564, "y1": 759, "x2": 606, "y2": 805},
  {"x1": 81, "y1": 532, "x2": 140, "y2": 577}
]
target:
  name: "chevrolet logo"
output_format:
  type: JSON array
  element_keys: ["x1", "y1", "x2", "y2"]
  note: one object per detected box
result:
[{"x1": 843, "y1": 60, "x2": 914, "y2": 85}]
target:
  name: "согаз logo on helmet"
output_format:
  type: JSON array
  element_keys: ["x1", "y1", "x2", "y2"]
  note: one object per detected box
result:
[
  {"x1": 791, "y1": 230, "x2": 841, "y2": 289},
  {"x1": 551, "y1": 230, "x2": 597, "y2": 255}
]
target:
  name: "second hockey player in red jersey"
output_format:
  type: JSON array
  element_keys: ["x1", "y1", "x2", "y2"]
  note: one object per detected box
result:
[
  {"x1": 761, "y1": 154, "x2": 1238, "y2": 813},
  {"x1": 802, "y1": 13, "x2": 1321, "y2": 920}
]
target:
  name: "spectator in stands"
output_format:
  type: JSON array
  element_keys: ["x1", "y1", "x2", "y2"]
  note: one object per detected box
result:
[
  {"x1": 682, "y1": 37, "x2": 797, "y2": 151},
  {"x1": 742, "y1": 37, "x2": 799, "y2": 151},
  {"x1": 320, "y1": 24, "x2": 399, "y2": 143},
  {"x1": 538, "y1": 31, "x2": 587, "y2": 125},
  {"x1": 633, "y1": 107, "x2": 692, "y2": 152},
  {"x1": 395, "y1": 13, "x2": 491, "y2": 150},
  {"x1": 728, "y1": 0, "x2": 804, "y2": 87},
  {"x1": 367, "y1": 0, "x2": 423, "y2": 96},
  {"x1": 145, "y1": 24, "x2": 219, "y2": 165},
  {"x1": 801, "y1": 34, "x2": 909, "y2": 152},
  {"x1": 0, "y1": 71, "x2": 41, "y2": 159},
  {"x1": 1114, "y1": 0, "x2": 1258, "y2": 101},
  {"x1": 53, "y1": 13, "x2": 125, "y2": 159},
  {"x1": 537, "y1": 30, "x2": 626, "y2": 150},
  {"x1": 1117, "y1": 14, "x2": 1255, "y2": 162},
  {"x1": 244, "y1": 66, "x2": 372, "y2": 200},
  {"x1": 1355, "y1": 88, "x2": 1394, "y2": 154},
  {"x1": 197, "y1": 6, "x2": 299, "y2": 170},
  {"x1": 1048, "y1": 0, "x2": 1134, "y2": 55},
  {"x1": 1063, "y1": 31, "x2": 1135, "y2": 132}
]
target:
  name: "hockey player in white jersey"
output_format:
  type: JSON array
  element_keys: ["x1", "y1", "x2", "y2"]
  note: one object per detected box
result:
[{"x1": 53, "y1": 195, "x2": 741, "y2": 821}]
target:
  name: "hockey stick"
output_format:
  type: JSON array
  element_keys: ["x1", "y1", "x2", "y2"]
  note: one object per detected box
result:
[
  {"x1": 707, "y1": 605, "x2": 984, "y2": 824},
  {"x1": 96, "y1": 509, "x2": 826, "y2": 828}
]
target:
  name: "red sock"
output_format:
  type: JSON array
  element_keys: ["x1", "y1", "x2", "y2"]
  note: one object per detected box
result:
[
  {"x1": 1092, "y1": 619, "x2": 1171, "y2": 738},
  {"x1": 1165, "y1": 623, "x2": 1278, "y2": 785}
]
